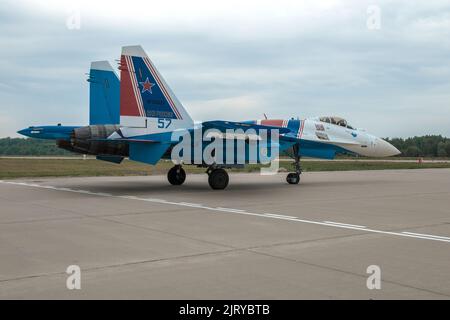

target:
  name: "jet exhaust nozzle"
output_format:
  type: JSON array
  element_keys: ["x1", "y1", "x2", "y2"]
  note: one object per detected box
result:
[{"x1": 57, "y1": 125, "x2": 129, "y2": 156}]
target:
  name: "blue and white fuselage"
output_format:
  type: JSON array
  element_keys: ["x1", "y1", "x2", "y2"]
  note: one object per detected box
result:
[
  {"x1": 244, "y1": 117, "x2": 399, "y2": 159},
  {"x1": 18, "y1": 45, "x2": 400, "y2": 189}
]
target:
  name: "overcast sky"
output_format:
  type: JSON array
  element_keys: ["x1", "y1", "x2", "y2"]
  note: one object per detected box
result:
[{"x1": 1, "y1": 0, "x2": 449, "y2": 138}]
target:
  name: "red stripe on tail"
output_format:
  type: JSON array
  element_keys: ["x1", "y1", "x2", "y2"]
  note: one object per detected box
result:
[{"x1": 120, "y1": 55, "x2": 141, "y2": 117}]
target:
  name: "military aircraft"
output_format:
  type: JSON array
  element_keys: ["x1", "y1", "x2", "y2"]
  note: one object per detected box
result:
[{"x1": 18, "y1": 45, "x2": 400, "y2": 189}]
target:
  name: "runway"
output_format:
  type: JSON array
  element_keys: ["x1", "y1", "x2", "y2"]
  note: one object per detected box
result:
[{"x1": 0, "y1": 169, "x2": 449, "y2": 299}]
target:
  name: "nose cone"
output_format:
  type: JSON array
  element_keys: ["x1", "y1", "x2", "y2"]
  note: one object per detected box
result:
[
  {"x1": 377, "y1": 139, "x2": 401, "y2": 157},
  {"x1": 17, "y1": 127, "x2": 33, "y2": 138}
]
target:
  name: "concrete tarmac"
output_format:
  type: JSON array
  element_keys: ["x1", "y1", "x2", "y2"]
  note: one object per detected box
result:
[{"x1": 0, "y1": 169, "x2": 449, "y2": 299}]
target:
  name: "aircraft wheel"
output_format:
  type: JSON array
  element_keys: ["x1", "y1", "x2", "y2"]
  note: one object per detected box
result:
[
  {"x1": 167, "y1": 166, "x2": 186, "y2": 185},
  {"x1": 286, "y1": 172, "x2": 300, "y2": 185},
  {"x1": 208, "y1": 169, "x2": 229, "y2": 190}
]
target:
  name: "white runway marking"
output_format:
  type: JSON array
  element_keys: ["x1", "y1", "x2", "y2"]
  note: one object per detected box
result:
[
  {"x1": 323, "y1": 221, "x2": 367, "y2": 229},
  {"x1": 216, "y1": 207, "x2": 247, "y2": 213},
  {"x1": 177, "y1": 202, "x2": 205, "y2": 208},
  {"x1": 2, "y1": 181, "x2": 450, "y2": 244},
  {"x1": 265, "y1": 213, "x2": 298, "y2": 219},
  {"x1": 402, "y1": 232, "x2": 450, "y2": 241}
]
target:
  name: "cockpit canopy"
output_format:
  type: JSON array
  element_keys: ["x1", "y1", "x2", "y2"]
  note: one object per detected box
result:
[{"x1": 319, "y1": 116, "x2": 354, "y2": 130}]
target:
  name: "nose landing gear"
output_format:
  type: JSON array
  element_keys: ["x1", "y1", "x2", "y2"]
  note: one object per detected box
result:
[
  {"x1": 167, "y1": 165, "x2": 186, "y2": 185},
  {"x1": 286, "y1": 144, "x2": 302, "y2": 185},
  {"x1": 286, "y1": 172, "x2": 300, "y2": 184}
]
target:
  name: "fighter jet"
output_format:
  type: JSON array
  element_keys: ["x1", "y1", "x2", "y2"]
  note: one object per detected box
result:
[{"x1": 19, "y1": 45, "x2": 400, "y2": 189}]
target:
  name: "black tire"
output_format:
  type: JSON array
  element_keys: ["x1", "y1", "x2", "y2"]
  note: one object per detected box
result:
[
  {"x1": 208, "y1": 169, "x2": 229, "y2": 190},
  {"x1": 167, "y1": 166, "x2": 186, "y2": 185},
  {"x1": 286, "y1": 172, "x2": 300, "y2": 185}
]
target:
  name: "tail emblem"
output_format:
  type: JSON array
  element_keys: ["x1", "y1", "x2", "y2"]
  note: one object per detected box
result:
[{"x1": 139, "y1": 77, "x2": 155, "y2": 94}]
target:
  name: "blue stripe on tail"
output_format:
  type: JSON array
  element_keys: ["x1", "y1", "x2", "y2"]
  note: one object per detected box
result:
[{"x1": 131, "y1": 56, "x2": 178, "y2": 119}]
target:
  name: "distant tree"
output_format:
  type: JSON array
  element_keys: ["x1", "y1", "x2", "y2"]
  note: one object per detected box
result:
[
  {"x1": 444, "y1": 141, "x2": 450, "y2": 157},
  {"x1": 437, "y1": 142, "x2": 447, "y2": 157},
  {"x1": 0, "y1": 138, "x2": 72, "y2": 156},
  {"x1": 404, "y1": 145, "x2": 420, "y2": 157},
  {"x1": 386, "y1": 135, "x2": 450, "y2": 157}
]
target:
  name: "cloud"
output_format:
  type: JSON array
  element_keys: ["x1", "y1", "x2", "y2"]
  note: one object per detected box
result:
[{"x1": 187, "y1": 95, "x2": 269, "y2": 121}]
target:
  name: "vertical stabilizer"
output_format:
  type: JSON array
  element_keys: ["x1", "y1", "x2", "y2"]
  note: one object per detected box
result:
[
  {"x1": 119, "y1": 45, "x2": 193, "y2": 131},
  {"x1": 88, "y1": 61, "x2": 120, "y2": 125}
]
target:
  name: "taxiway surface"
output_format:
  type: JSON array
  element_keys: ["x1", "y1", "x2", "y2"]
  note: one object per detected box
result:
[{"x1": 0, "y1": 169, "x2": 449, "y2": 299}]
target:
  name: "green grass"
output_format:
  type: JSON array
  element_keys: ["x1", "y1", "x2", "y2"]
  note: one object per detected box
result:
[
  {"x1": 299, "y1": 161, "x2": 450, "y2": 171},
  {"x1": 1, "y1": 158, "x2": 450, "y2": 179}
]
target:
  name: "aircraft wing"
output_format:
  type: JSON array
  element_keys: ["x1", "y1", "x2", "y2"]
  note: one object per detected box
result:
[
  {"x1": 202, "y1": 120, "x2": 291, "y2": 134},
  {"x1": 308, "y1": 138, "x2": 360, "y2": 145},
  {"x1": 279, "y1": 134, "x2": 360, "y2": 146}
]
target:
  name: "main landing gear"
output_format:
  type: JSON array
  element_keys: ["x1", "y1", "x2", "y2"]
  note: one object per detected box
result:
[
  {"x1": 206, "y1": 166, "x2": 229, "y2": 190},
  {"x1": 286, "y1": 144, "x2": 302, "y2": 185},
  {"x1": 167, "y1": 164, "x2": 230, "y2": 190},
  {"x1": 167, "y1": 165, "x2": 186, "y2": 185}
]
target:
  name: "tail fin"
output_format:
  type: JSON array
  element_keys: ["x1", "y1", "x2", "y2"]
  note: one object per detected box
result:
[
  {"x1": 88, "y1": 61, "x2": 120, "y2": 125},
  {"x1": 119, "y1": 45, "x2": 193, "y2": 129}
]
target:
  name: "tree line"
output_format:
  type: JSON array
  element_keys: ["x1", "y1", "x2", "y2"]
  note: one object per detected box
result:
[
  {"x1": 0, "y1": 135, "x2": 449, "y2": 157},
  {"x1": 385, "y1": 135, "x2": 450, "y2": 157},
  {"x1": 0, "y1": 138, "x2": 72, "y2": 156}
]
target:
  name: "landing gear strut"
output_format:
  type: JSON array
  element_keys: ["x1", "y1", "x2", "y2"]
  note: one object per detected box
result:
[
  {"x1": 206, "y1": 166, "x2": 229, "y2": 190},
  {"x1": 286, "y1": 144, "x2": 301, "y2": 185},
  {"x1": 167, "y1": 165, "x2": 186, "y2": 185}
]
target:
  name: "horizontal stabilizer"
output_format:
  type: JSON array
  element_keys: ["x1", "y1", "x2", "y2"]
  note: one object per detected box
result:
[
  {"x1": 89, "y1": 138, "x2": 159, "y2": 144},
  {"x1": 96, "y1": 155, "x2": 124, "y2": 164}
]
